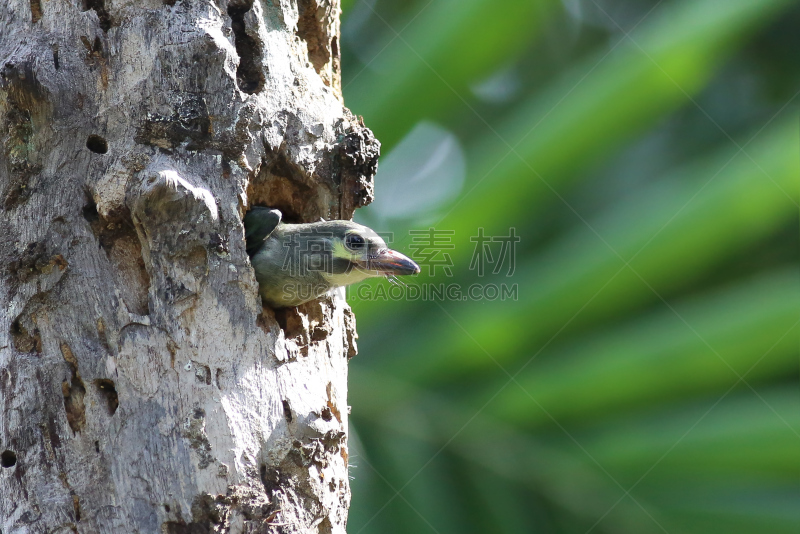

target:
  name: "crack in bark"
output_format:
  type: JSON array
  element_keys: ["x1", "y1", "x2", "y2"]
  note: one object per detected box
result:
[
  {"x1": 297, "y1": 0, "x2": 330, "y2": 75},
  {"x1": 29, "y1": 0, "x2": 42, "y2": 23},
  {"x1": 81, "y1": 0, "x2": 113, "y2": 32},
  {"x1": 227, "y1": 0, "x2": 265, "y2": 95}
]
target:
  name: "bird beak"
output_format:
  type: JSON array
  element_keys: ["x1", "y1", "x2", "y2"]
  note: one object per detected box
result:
[{"x1": 361, "y1": 249, "x2": 420, "y2": 276}]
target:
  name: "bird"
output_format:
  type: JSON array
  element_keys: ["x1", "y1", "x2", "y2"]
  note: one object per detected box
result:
[{"x1": 244, "y1": 207, "x2": 420, "y2": 308}]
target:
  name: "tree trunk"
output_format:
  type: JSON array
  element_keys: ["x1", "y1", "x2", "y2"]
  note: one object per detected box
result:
[{"x1": 0, "y1": 0, "x2": 378, "y2": 532}]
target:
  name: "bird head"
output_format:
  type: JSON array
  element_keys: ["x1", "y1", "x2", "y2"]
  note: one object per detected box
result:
[
  {"x1": 245, "y1": 207, "x2": 420, "y2": 307},
  {"x1": 297, "y1": 220, "x2": 420, "y2": 286}
]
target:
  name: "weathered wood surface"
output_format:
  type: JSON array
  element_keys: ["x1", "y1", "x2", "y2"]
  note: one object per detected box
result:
[{"x1": 0, "y1": 0, "x2": 378, "y2": 532}]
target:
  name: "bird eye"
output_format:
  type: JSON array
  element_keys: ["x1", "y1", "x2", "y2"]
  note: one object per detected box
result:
[{"x1": 345, "y1": 234, "x2": 366, "y2": 251}]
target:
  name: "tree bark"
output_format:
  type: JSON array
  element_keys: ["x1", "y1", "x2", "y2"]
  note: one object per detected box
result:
[{"x1": 0, "y1": 0, "x2": 378, "y2": 532}]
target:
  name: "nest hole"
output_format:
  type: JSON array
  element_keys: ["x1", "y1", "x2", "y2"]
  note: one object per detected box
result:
[
  {"x1": 1, "y1": 450, "x2": 17, "y2": 468},
  {"x1": 86, "y1": 135, "x2": 108, "y2": 154}
]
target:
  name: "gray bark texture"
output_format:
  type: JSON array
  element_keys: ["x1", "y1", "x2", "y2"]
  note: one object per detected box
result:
[{"x1": 0, "y1": 0, "x2": 379, "y2": 532}]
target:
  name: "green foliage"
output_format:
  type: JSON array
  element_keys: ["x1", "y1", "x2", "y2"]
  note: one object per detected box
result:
[{"x1": 341, "y1": 0, "x2": 800, "y2": 532}]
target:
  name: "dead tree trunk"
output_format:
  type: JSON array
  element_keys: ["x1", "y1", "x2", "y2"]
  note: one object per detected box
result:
[{"x1": 0, "y1": 0, "x2": 378, "y2": 532}]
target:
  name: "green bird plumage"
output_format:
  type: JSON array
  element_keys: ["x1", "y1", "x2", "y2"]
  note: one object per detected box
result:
[{"x1": 244, "y1": 207, "x2": 420, "y2": 308}]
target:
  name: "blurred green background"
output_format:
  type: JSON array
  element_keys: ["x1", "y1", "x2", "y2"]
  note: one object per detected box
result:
[{"x1": 339, "y1": 0, "x2": 800, "y2": 532}]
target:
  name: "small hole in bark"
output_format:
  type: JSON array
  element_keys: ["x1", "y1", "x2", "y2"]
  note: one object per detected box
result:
[
  {"x1": 260, "y1": 464, "x2": 284, "y2": 494},
  {"x1": 164, "y1": 504, "x2": 171, "y2": 513},
  {"x1": 1, "y1": 450, "x2": 16, "y2": 468},
  {"x1": 52, "y1": 45, "x2": 59, "y2": 69},
  {"x1": 94, "y1": 379, "x2": 118, "y2": 415},
  {"x1": 194, "y1": 364, "x2": 211, "y2": 385},
  {"x1": 94, "y1": 440, "x2": 100, "y2": 453},
  {"x1": 86, "y1": 135, "x2": 108, "y2": 154},
  {"x1": 282, "y1": 400, "x2": 292, "y2": 423},
  {"x1": 10, "y1": 319, "x2": 42, "y2": 354},
  {"x1": 82, "y1": 199, "x2": 99, "y2": 223}
]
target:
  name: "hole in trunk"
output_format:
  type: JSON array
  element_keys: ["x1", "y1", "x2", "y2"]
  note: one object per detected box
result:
[
  {"x1": 1, "y1": 450, "x2": 16, "y2": 468},
  {"x1": 95, "y1": 379, "x2": 119, "y2": 415},
  {"x1": 86, "y1": 135, "x2": 108, "y2": 154},
  {"x1": 61, "y1": 343, "x2": 87, "y2": 434},
  {"x1": 10, "y1": 319, "x2": 41, "y2": 354}
]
